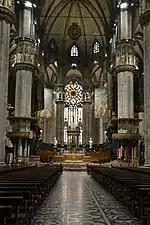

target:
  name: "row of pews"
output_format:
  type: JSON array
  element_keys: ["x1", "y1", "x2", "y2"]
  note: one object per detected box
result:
[
  {"x1": 0, "y1": 164, "x2": 63, "y2": 225},
  {"x1": 87, "y1": 165, "x2": 150, "y2": 225}
]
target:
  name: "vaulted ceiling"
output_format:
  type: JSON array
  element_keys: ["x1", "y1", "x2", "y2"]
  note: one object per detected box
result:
[{"x1": 40, "y1": 0, "x2": 117, "y2": 57}]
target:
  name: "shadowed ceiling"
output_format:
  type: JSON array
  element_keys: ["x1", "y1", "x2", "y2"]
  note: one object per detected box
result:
[{"x1": 40, "y1": 0, "x2": 116, "y2": 55}]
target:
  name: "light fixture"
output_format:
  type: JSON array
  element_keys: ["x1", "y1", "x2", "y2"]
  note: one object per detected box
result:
[
  {"x1": 71, "y1": 63, "x2": 77, "y2": 67},
  {"x1": 24, "y1": 1, "x2": 32, "y2": 8},
  {"x1": 120, "y1": 2, "x2": 128, "y2": 9},
  {"x1": 54, "y1": 61, "x2": 58, "y2": 67}
]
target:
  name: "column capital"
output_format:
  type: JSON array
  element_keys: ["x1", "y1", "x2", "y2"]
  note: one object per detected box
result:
[
  {"x1": 0, "y1": 5, "x2": 15, "y2": 24},
  {"x1": 82, "y1": 101, "x2": 92, "y2": 105},
  {"x1": 16, "y1": 37, "x2": 35, "y2": 45},
  {"x1": 116, "y1": 39, "x2": 134, "y2": 45},
  {"x1": 140, "y1": 9, "x2": 150, "y2": 27},
  {"x1": 114, "y1": 39, "x2": 136, "y2": 74},
  {"x1": 55, "y1": 85, "x2": 65, "y2": 103},
  {"x1": 55, "y1": 100, "x2": 64, "y2": 104},
  {"x1": 14, "y1": 37, "x2": 38, "y2": 73},
  {"x1": 55, "y1": 84, "x2": 64, "y2": 89},
  {"x1": 115, "y1": 65, "x2": 135, "y2": 74},
  {"x1": 83, "y1": 90, "x2": 92, "y2": 104}
]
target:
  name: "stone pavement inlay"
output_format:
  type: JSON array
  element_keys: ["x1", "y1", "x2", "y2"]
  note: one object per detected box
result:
[{"x1": 31, "y1": 172, "x2": 142, "y2": 225}]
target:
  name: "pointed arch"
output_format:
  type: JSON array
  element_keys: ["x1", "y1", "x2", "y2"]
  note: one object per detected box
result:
[
  {"x1": 70, "y1": 44, "x2": 79, "y2": 57},
  {"x1": 93, "y1": 41, "x2": 100, "y2": 54},
  {"x1": 49, "y1": 38, "x2": 57, "y2": 52}
]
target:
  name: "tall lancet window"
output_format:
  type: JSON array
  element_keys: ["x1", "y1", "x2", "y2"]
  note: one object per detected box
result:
[
  {"x1": 71, "y1": 45, "x2": 78, "y2": 57},
  {"x1": 65, "y1": 81, "x2": 83, "y2": 107},
  {"x1": 64, "y1": 81, "x2": 83, "y2": 145},
  {"x1": 49, "y1": 39, "x2": 57, "y2": 53},
  {"x1": 93, "y1": 41, "x2": 100, "y2": 54}
]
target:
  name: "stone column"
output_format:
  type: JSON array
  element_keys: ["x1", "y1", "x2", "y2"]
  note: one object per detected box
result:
[
  {"x1": 116, "y1": 2, "x2": 134, "y2": 120},
  {"x1": 139, "y1": 112, "x2": 144, "y2": 137},
  {"x1": 82, "y1": 90, "x2": 92, "y2": 146},
  {"x1": 140, "y1": 9, "x2": 150, "y2": 165},
  {"x1": 55, "y1": 85, "x2": 64, "y2": 146},
  {"x1": 112, "y1": 2, "x2": 141, "y2": 161},
  {"x1": 13, "y1": 2, "x2": 36, "y2": 162},
  {"x1": 0, "y1": 2, "x2": 14, "y2": 164},
  {"x1": 113, "y1": 39, "x2": 137, "y2": 162},
  {"x1": 43, "y1": 111, "x2": 55, "y2": 144},
  {"x1": 107, "y1": 72, "x2": 113, "y2": 117},
  {"x1": 116, "y1": 43, "x2": 134, "y2": 119},
  {"x1": 99, "y1": 117, "x2": 104, "y2": 144},
  {"x1": 43, "y1": 88, "x2": 55, "y2": 144}
]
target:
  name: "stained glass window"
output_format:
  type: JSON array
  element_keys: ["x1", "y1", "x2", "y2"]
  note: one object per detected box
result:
[
  {"x1": 49, "y1": 39, "x2": 56, "y2": 52},
  {"x1": 64, "y1": 82, "x2": 83, "y2": 145},
  {"x1": 93, "y1": 41, "x2": 100, "y2": 54},
  {"x1": 71, "y1": 45, "x2": 78, "y2": 56},
  {"x1": 65, "y1": 81, "x2": 83, "y2": 108}
]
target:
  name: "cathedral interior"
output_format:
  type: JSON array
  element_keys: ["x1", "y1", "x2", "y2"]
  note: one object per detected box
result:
[
  {"x1": 1, "y1": 0, "x2": 150, "y2": 225},
  {"x1": 2, "y1": 0, "x2": 146, "y2": 165}
]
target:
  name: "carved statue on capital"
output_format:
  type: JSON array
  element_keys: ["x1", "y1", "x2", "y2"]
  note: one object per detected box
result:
[
  {"x1": 55, "y1": 90, "x2": 64, "y2": 102},
  {"x1": 15, "y1": 40, "x2": 36, "y2": 65},
  {"x1": 115, "y1": 41, "x2": 136, "y2": 68},
  {"x1": 128, "y1": 53, "x2": 132, "y2": 65},
  {"x1": 0, "y1": 0, "x2": 12, "y2": 9},
  {"x1": 116, "y1": 53, "x2": 120, "y2": 66},
  {"x1": 83, "y1": 91, "x2": 92, "y2": 102},
  {"x1": 120, "y1": 53, "x2": 126, "y2": 64}
]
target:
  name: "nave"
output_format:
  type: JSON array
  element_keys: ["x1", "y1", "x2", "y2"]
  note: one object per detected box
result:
[{"x1": 31, "y1": 172, "x2": 140, "y2": 225}]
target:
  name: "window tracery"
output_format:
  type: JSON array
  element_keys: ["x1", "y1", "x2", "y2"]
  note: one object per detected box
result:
[
  {"x1": 65, "y1": 81, "x2": 83, "y2": 108},
  {"x1": 64, "y1": 82, "x2": 83, "y2": 145},
  {"x1": 71, "y1": 45, "x2": 78, "y2": 57},
  {"x1": 93, "y1": 41, "x2": 100, "y2": 54},
  {"x1": 49, "y1": 39, "x2": 57, "y2": 52}
]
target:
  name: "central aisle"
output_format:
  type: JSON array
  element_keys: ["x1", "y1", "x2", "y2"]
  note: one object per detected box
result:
[{"x1": 31, "y1": 172, "x2": 141, "y2": 225}]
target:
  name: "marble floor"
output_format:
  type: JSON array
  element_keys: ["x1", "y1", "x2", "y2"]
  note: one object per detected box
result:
[{"x1": 31, "y1": 172, "x2": 142, "y2": 225}]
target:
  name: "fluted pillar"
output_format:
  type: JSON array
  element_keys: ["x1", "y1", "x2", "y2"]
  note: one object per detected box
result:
[
  {"x1": 82, "y1": 90, "x2": 92, "y2": 146},
  {"x1": 116, "y1": 2, "x2": 134, "y2": 120},
  {"x1": 0, "y1": 2, "x2": 14, "y2": 163},
  {"x1": 99, "y1": 117, "x2": 104, "y2": 144},
  {"x1": 107, "y1": 72, "x2": 113, "y2": 115},
  {"x1": 13, "y1": 1, "x2": 36, "y2": 162},
  {"x1": 43, "y1": 110, "x2": 56, "y2": 144},
  {"x1": 140, "y1": 8, "x2": 150, "y2": 165},
  {"x1": 55, "y1": 85, "x2": 64, "y2": 146},
  {"x1": 43, "y1": 88, "x2": 55, "y2": 144},
  {"x1": 112, "y1": 2, "x2": 140, "y2": 160}
]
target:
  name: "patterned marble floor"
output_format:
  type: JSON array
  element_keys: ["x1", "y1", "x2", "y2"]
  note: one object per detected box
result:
[{"x1": 31, "y1": 172, "x2": 142, "y2": 225}]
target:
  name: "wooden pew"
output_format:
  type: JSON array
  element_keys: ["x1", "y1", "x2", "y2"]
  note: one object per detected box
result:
[
  {"x1": 0, "y1": 164, "x2": 63, "y2": 225},
  {"x1": 88, "y1": 166, "x2": 150, "y2": 224},
  {"x1": 0, "y1": 206, "x2": 12, "y2": 225}
]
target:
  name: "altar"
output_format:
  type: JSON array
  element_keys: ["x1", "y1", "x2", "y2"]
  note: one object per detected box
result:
[{"x1": 63, "y1": 153, "x2": 85, "y2": 161}]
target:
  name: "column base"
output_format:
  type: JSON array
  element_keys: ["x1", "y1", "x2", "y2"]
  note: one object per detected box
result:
[
  {"x1": 23, "y1": 156, "x2": 29, "y2": 164},
  {"x1": 0, "y1": 161, "x2": 6, "y2": 167},
  {"x1": 16, "y1": 157, "x2": 23, "y2": 165},
  {"x1": 142, "y1": 164, "x2": 150, "y2": 168}
]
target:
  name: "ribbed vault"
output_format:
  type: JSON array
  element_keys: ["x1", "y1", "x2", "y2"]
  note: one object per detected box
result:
[{"x1": 40, "y1": 0, "x2": 116, "y2": 56}]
